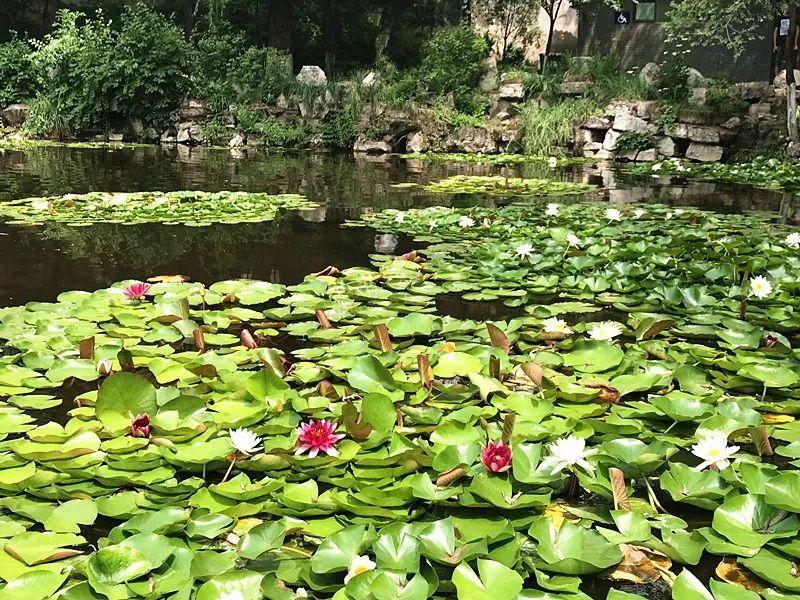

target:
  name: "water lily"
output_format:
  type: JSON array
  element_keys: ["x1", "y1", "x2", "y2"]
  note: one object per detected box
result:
[
  {"x1": 542, "y1": 317, "x2": 572, "y2": 335},
  {"x1": 240, "y1": 329, "x2": 258, "y2": 349},
  {"x1": 691, "y1": 432, "x2": 739, "y2": 471},
  {"x1": 344, "y1": 555, "x2": 376, "y2": 584},
  {"x1": 123, "y1": 281, "x2": 151, "y2": 300},
  {"x1": 459, "y1": 215, "x2": 475, "y2": 228},
  {"x1": 295, "y1": 419, "x2": 345, "y2": 457},
  {"x1": 428, "y1": 219, "x2": 437, "y2": 230},
  {"x1": 545, "y1": 203, "x2": 559, "y2": 216},
  {"x1": 633, "y1": 208, "x2": 646, "y2": 218},
  {"x1": 748, "y1": 275, "x2": 773, "y2": 299},
  {"x1": 548, "y1": 156, "x2": 558, "y2": 168},
  {"x1": 107, "y1": 194, "x2": 128, "y2": 206},
  {"x1": 394, "y1": 212, "x2": 405, "y2": 223},
  {"x1": 566, "y1": 233, "x2": 581, "y2": 248},
  {"x1": 763, "y1": 333, "x2": 779, "y2": 347},
  {"x1": 30, "y1": 199, "x2": 50, "y2": 211},
  {"x1": 606, "y1": 207, "x2": 622, "y2": 221},
  {"x1": 589, "y1": 321, "x2": 622, "y2": 341},
  {"x1": 230, "y1": 428, "x2": 263, "y2": 456},
  {"x1": 481, "y1": 440, "x2": 512, "y2": 473},
  {"x1": 548, "y1": 435, "x2": 595, "y2": 473},
  {"x1": 515, "y1": 242, "x2": 533, "y2": 258},
  {"x1": 97, "y1": 359, "x2": 113, "y2": 376},
  {"x1": 130, "y1": 414, "x2": 151, "y2": 438},
  {"x1": 785, "y1": 232, "x2": 800, "y2": 249}
]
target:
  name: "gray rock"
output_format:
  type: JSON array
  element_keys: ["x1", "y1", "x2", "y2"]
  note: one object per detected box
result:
[
  {"x1": 296, "y1": 66, "x2": 327, "y2": 86},
  {"x1": 362, "y1": 71, "x2": 378, "y2": 88},
  {"x1": 685, "y1": 142, "x2": 723, "y2": 162},
  {"x1": 603, "y1": 129, "x2": 621, "y2": 150},
  {"x1": 773, "y1": 69, "x2": 800, "y2": 87},
  {"x1": 479, "y1": 57, "x2": 499, "y2": 92},
  {"x1": 686, "y1": 68, "x2": 707, "y2": 87},
  {"x1": 561, "y1": 80, "x2": 592, "y2": 95},
  {"x1": 635, "y1": 101, "x2": 660, "y2": 120},
  {"x1": 720, "y1": 117, "x2": 742, "y2": 131},
  {"x1": 144, "y1": 127, "x2": 159, "y2": 141},
  {"x1": 276, "y1": 94, "x2": 289, "y2": 110},
  {"x1": 639, "y1": 62, "x2": 660, "y2": 85},
  {"x1": 672, "y1": 124, "x2": 720, "y2": 143},
  {"x1": 228, "y1": 132, "x2": 246, "y2": 148},
  {"x1": 636, "y1": 148, "x2": 657, "y2": 161},
  {"x1": 129, "y1": 118, "x2": 144, "y2": 138},
  {"x1": 446, "y1": 125, "x2": 497, "y2": 154},
  {"x1": 734, "y1": 81, "x2": 769, "y2": 101},
  {"x1": 353, "y1": 138, "x2": 392, "y2": 154},
  {"x1": 108, "y1": 133, "x2": 125, "y2": 142},
  {"x1": 406, "y1": 131, "x2": 426, "y2": 153},
  {"x1": 583, "y1": 141, "x2": 603, "y2": 151},
  {"x1": 613, "y1": 113, "x2": 655, "y2": 133},
  {"x1": 498, "y1": 83, "x2": 525, "y2": 100},
  {"x1": 1, "y1": 103, "x2": 29, "y2": 127},
  {"x1": 609, "y1": 188, "x2": 652, "y2": 203},
  {"x1": 179, "y1": 99, "x2": 211, "y2": 121},
  {"x1": 595, "y1": 149, "x2": 614, "y2": 160},
  {"x1": 176, "y1": 122, "x2": 203, "y2": 145},
  {"x1": 748, "y1": 102, "x2": 772, "y2": 118},
  {"x1": 656, "y1": 136, "x2": 675, "y2": 157},
  {"x1": 581, "y1": 116, "x2": 612, "y2": 130}
]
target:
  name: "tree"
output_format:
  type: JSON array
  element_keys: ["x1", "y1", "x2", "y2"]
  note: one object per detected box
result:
[
  {"x1": 473, "y1": 0, "x2": 541, "y2": 62},
  {"x1": 662, "y1": 0, "x2": 799, "y2": 147},
  {"x1": 540, "y1": 0, "x2": 566, "y2": 71}
]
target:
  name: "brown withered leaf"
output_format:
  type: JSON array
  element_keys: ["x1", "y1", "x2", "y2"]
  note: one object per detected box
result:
[
  {"x1": 373, "y1": 323, "x2": 392, "y2": 352},
  {"x1": 317, "y1": 380, "x2": 338, "y2": 398},
  {"x1": 193, "y1": 328, "x2": 206, "y2": 352},
  {"x1": 749, "y1": 425, "x2": 773, "y2": 457},
  {"x1": 586, "y1": 383, "x2": 620, "y2": 404},
  {"x1": 79, "y1": 337, "x2": 95, "y2": 360},
  {"x1": 417, "y1": 354, "x2": 433, "y2": 388},
  {"x1": 341, "y1": 401, "x2": 372, "y2": 441},
  {"x1": 315, "y1": 309, "x2": 333, "y2": 329},
  {"x1": 501, "y1": 413, "x2": 516, "y2": 444},
  {"x1": 489, "y1": 356, "x2": 501, "y2": 379},
  {"x1": 117, "y1": 348, "x2": 135, "y2": 372},
  {"x1": 486, "y1": 322, "x2": 510, "y2": 354},
  {"x1": 436, "y1": 467, "x2": 466, "y2": 488},
  {"x1": 715, "y1": 557, "x2": 766, "y2": 593},
  {"x1": 603, "y1": 544, "x2": 672, "y2": 584},
  {"x1": 521, "y1": 362, "x2": 543, "y2": 387},
  {"x1": 609, "y1": 467, "x2": 631, "y2": 511}
]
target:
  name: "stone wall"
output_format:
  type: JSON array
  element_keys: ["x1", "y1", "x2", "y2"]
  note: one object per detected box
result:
[{"x1": 574, "y1": 81, "x2": 786, "y2": 162}]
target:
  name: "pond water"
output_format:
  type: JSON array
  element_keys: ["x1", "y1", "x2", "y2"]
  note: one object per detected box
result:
[
  {"x1": 0, "y1": 145, "x2": 794, "y2": 308},
  {"x1": 0, "y1": 146, "x2": 797, "y2": 599}
]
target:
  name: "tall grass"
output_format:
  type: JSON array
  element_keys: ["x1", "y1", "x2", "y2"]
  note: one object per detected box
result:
[{"x1": 519, "y1": 99, "x2": 602, "y2": 155}]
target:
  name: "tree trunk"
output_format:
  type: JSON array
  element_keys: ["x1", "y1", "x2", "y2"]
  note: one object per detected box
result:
[
  {"x1": 541, "y1": 15, "x2": 557, "y2": 72},
  {"x1": 786, "y1": 5, "x2": 799, "y2": 149},
  {"x1": 267, "y1": 0, "x2": 297, "y2": 54},
  {"x1": 324, "y1": 0, "x2": 337, "y2": 76},
  {"x1": 182, "y1": 0, "x2": 200, "y2": 35}
]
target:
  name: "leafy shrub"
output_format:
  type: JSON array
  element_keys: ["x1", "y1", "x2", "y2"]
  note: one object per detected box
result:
[
  {"x1": 654, "y1": 56, "x2": 690, "y2": 104},
  {"x1": 704, "y1": 80, "x2": 748, "y2": 119},
  {"x1": 252, "y1": 116, "x2": 312, "y2": 149},
  {"x1": 420, "y1": 26, "x2": 489, "y2": 110},
  {"x1": 0, "y1": 37, "x2": 37, "y2": 106},
  {"x1": 29, "y1": 5, "x2": 190, "y2": 134},
  {"x1": 614, "y1": 131, "x2": 656, "y2": 154},
  {"x1": 520, "y1": 98, "x2": 601, "y2": 155}
]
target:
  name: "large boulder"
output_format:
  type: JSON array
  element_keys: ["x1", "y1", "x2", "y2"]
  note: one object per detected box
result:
[
  {"x1": 1, "y1": 103, "x2": 29, "y2": 127},
  {"x1": 672, "y1": 123, "x2": 720, "y2": 143},
  {"x1": 179, "y1": 99, "x2": 211, "y2": 121},
  {"x1": 446, "y1": 125, "x2": 497, "y2": 154},
  {"x1": 773, "y1": 69, "x2": 800, "y2": 87},
  {"x1": 639, "y1": 62, "x2": 660, "y2": 85},
  {"x1": 686, "y1": 68, "x2": 708, "y2": 87},
  {"x1": 479, "y1": 57, "x2": 499, "y2": 92},
  {"x1": 296, "y1": 66, "x2": 327, "y2": 86},
  {"x1": 685, "y1": 142, "x2": 723, "y2": 162},
  {"x1": 406, "y1": 131, "x2": 426, "y2": 153},
  {"x1": 498, "y1": 83, "x2": 524, "y2": 100},
  {"x1": 362, "y1": 71, "x2": 378, "y2": 88},
  {"x1": 612, "y1": 113, "x2": 656, "y2": 133},
  {"x1": 176, "y1": 122, "x2": 203, "y2": 145},
  {"x1": 353, "y1": 138, "x2": 392, "y2": 154}
]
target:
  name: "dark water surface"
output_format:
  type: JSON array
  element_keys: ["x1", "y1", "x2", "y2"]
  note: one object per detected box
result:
[{"x1": 0, "y1": 145, "x2": 794, "y2": 307}]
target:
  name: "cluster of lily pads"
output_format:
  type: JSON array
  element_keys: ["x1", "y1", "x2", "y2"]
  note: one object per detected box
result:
[
  {"x1": 628, "y1": 156, "x2": 800, "y2": 192},
  {"x1": 0, "y1": 191, "x2": 317, "y2": 227},
  {"x1": 399, "y1": 176, "x2": 596, "y2": 198},
  {"x1": 0, "y1": 198, "x2": 799, "y2": 599},
  {"x1": 400, "y1": 154, "x2": 587, "y2": 167}
]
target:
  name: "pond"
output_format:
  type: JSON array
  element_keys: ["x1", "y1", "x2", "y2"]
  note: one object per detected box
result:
[{"x1": 0, "y1": 146, "x2": 799, "y2": 600}]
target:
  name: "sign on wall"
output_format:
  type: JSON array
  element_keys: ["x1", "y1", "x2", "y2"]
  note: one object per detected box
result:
[{"x1": 614, "y1": 10, "x2": 631, "y2": 25}]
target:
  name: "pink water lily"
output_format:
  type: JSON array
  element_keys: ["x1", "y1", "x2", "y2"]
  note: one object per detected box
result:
[
  {"x1": 295, "y1": 419, "x2": 345, "y2": 458},
  {"x1": 124, "y1": 281, "x2": 151, "y2": 300},
  {"x1": 130, "y1": 414, "x2": 151, "y2": 438},
  {"x1": 481, "y1": 440, "x2": 512, "y2": 473}
]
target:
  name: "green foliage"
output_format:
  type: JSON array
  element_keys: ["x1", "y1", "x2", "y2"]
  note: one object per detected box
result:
[
  {"x1": 614, "y1": 131, "x2": 656, "y2": 154},
  {"x1": 253, "y1": 117, "x2": 313, "y2": 150},
  {"x1": 704, "y1": 79, "x2": 748, "y2": 119},
  {"x1": 322, "y1": 102, "x2": 359, "y2": 149},
  {"x1": 0, "y1": 37, "x2": 37, "y2": 106},
  {"x1": 520, "y1": 98, "x2": 601, "y2": 155},
  {"x1": 28, "y1": 5, "x2": 191, "y2": 135},
  {"x1": 420, "y1": 26, "x2": 489, "y2": 110},
  {"x1": 654, "y1": 56, "x2": 691, "y2": 104}
]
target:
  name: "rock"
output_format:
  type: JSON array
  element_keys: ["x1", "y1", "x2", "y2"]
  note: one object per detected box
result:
[
  {"x1": 310, "y1": 134, "x2": 325, "y2": 149},
  {"x1": 446, "y1": 125, "x2": 497, "y2": 153},
  {"x1": 603, "y1": 129, "x2": 621, "y2": 151},
  {"x1": 595, "y1": 149, "x2": 614, "y2": 160},
  {"x1": 748, "y1": 102, "x2": 772, "y2": 118},
  {"x1": 613, "y1": 113, "x2": 656, "y2": 133},
  {"x1": 636, "y1": 148, "x2": 657, "y2": 161},
  {"x1": 276, "y1": 94, "x2": 289, "y2": 110},
  {"x1": 640, "y1": 62, "x2": 660, "y2": 85},
  {"x1": 228, "y1": 132, "x2": 246, "y2": 148},
  {"x1": 609, "y1": 188, "x2": 652, "y2": 203},
  {"x1": 176, "y1": 122, "x2": 203, "y2": 145},
  {"x1": 686, "y1": 68, "x2": 707, "y2": 87},
  {"x1": 1, "y1": 103, "x2": 29, "y2": 127},
  {"x1": 734, "y1": 81, "x2": 770, "y2": 101},
  {"x1": 691, "y1": 87, "x2": 708, "y2": 102},
  {"x1": 581, "y1": 116, "x2": 611, "y2": 130},
  {"x1": 489, "y1": 97, "x2": 516, "y2": 118},
  {"x1": 129, "y1": 119, "x2": 144, "y2": 138},
  {"x1": 247, "y1": 133, "x2": 263, "y2": 147},
  {"x1": 720, "y1": 117, "x2": 742, "y2": 131},
  {"x1": 561, "y1": 80, "x2": 592, "y2": 95},
  {"x1": 498, "y1": 83, "x2": 524, "y2": 100},
  {"x1": 160, "y1": 128, "x2": 177, "y2": 144},
  {"x1": 406, "y1": 131, "x2": 426, "y2": 153},
  {"x1": 353, "y1": 138, "x2": 392, "y2": 154},
  {"x1": 479, "y1": 57, "x2": 499, "y2": 92},
  {"x1": 685, "y1": 142, "x2": 723, "y2": 162},
  {"x1": 179, "y1": 99, "x2": 211, "y2": 121},
  {"x1": 296, "y1": 66, "x2": 327, "y2": 86},
  {"x1": 635, "y1": 101, "x2": 660, "y2": 120},
  {"x1": 583, "y1": 141, "x2": 603, "y2": 151},
  {"x1": 656, "y1": 136, "x2": 675, "y2": 157},
  {"x1": 108, "y1": 133, "x2": 125, "y2": 142},
  {"x1": 672, "y1": 123, "x2": 720, "y2": 143},
  {"x1": 144, "y1": 127, "x2": 159, "y2": 142},
  {"x1": 773, "y1": 69, "x2": 800, "y2": 87},
  {"x1": 374, "y1": 233, "x2": 399, "y2": 254},
  {"x1": 606, "y1": 99, "x2": 638, "y2": 118},
  {"x1": 362, "y1": 71, "x2": 378, "y2": 88}
]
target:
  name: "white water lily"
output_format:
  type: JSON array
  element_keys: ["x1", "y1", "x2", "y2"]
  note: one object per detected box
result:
[
  {"x1": 665, "y1": 211, "x2": 674, "y2": 220},
  {"x1": 549, "y1": 435, "x2": 595, "y2": 473},
  {"x1": 633, "y1": 208, "x2": 646, "y2": 218},
  {"x1": 566, "y1": 233, "x2": 581, "y2": 248},
  {"x1": 459, "y1": 215, "x2": 475, "y2": 228},
  {"x1": 394, "y1": 212, "x2": 405, "y2": 223},
  {"x1": 515, "y1": 242, "x2": 533, "y2": 258},
  {"x1": 545, "y1": 203, "x2": 559, "y2": 216},
  {"x1": 748, "y1": 275, "x2": 773, "y2": 299},
  {"x1": 428, "y1": 219, "x2": 437, "y2": 231},
  {"x1": 606, "y1": 207, "x2": 622, "y2": 221},
  {"x1": 229, "y1": 428, "x2": 263, "y2": 456},
  {"x1": 589, "y1": 321, "x2": 622, "y2": 341},
  {"x1": 651, "y1": 163, "x2": 662, "y2": 171},
  {"x1": 107, "y1": 194, "x2": 128, "y2": 206},
  {"x1": 344, "y1": 555, "x2": 376, "y2": 584},
  {"x1": 30, "y1": 200, "x2": 50, "y2": 211},
  {"x1": 542, "y1": 317, "x2": 572, "y2": 335},
  {"x1": 691, "y1": 432, "x2": 739, "y2": 471},
  {"x1": 548, "y1": 156, "x2": 558, "y2": 168},
  {"x1": 786, "y1": 232, "x2": 800, "y2": 249},
  {"x1": 151, "y1": 196, "x2": 168, "y2": 207}
]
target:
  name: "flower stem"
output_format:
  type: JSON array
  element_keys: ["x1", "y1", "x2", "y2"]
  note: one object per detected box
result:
[{"x1": 221, "y1": 458, "x2": 236, "y2": 483}]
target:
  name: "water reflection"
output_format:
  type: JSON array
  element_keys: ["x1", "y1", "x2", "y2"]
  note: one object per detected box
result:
[{"x1": 0, "y1": 146, "x2": 796, "y2": 306}]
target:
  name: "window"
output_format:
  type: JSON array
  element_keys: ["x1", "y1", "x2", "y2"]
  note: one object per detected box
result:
[{"x1": 635, "y1": 1, "x2": 656, "y2": 21}]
